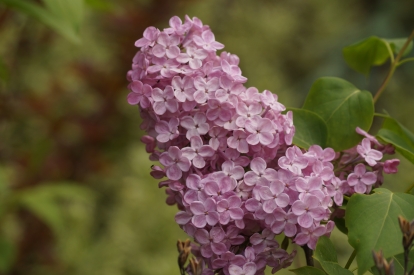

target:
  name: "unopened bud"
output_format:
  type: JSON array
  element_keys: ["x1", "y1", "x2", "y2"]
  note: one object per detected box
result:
[
  {"x1": 383, "y1": 259, "x2": 394, "y2": 275},
  {"x1": 398, "y1": 216, "x2": 414, "y2": 249},
  {"x1": 189, "y1": 257, "x2": 202, "y2": 275},
  {"x1": 177, "y1": 239, "x2": 192, "y2": 273},
  {"x1": 372, "y1": 250, "x2": 384, "y2": 269}
]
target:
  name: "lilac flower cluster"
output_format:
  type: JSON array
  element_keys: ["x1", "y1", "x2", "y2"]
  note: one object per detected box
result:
[{"x1": 127, "y1": 15, "x2": 399, "y2": 275}]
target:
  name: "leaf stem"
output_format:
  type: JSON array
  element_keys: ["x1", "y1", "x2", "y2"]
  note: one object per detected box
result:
[
  {"x1": 405, "y1": 182, "x2": 414, "y2": 194},
  {"x1": 373, "y1": 30, "x2": 414, "y2": 103},
  {"x1": 397, "y1": 57, "x2": 414, "y2": 67},
  {"x1": 382, "y1": 39, "x2": 395, "y2": 64},
  {"x1": 374, "y1": 112, "x2": 391, "y2": 118},
  {"x1": 345, "y1": 249, "x2": 357, "y2": 269}
]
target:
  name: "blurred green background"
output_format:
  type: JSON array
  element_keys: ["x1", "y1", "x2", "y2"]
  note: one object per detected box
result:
[{"x1": 0, "y1": 0, "x2": 413, "y2": 274}]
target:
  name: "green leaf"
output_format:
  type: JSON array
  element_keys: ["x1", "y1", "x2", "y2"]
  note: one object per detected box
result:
[
  {"x1": 289, "y1": 108, "x2": 328, "y2": 149},
  {"x1": 314, "y1": 236, "x2": 354, "y2": 275},
  {"x1": 0, "y1": 237, "x2": 16, "y2": 273},
  {"x1": 15, "y1": 183, "x2": 95, "y2": 235},
  {"x1": 342, "y1": 36, "x2": 413, "y2": 75},
  {"x1": 290, "y1": 266, "x2": 327, "y2": 275},
  {"x1": 377, "y1": 116, "x2": 414, "y2": 164},
  {"x1": 0, "y1": 0, "x2": 83, "y2": 44},
  {"x1": 333, "y1": 216, "x2": 348, "y2": 235},
  {"x1": 391, "y1": 250, "x2": 414, "y2": 275},
  {"x1": 386, "y1": 38, "x2": 413, "y2": 57},
  {"x1": 302, "y1": 77, "x2": 374, "y2": 151},
  {"x1": 343, "y1": 36, "x2": 391, "y2": 76},
  {"x1": 345, "y1": 188, "x2": 414, "y2": 275}
]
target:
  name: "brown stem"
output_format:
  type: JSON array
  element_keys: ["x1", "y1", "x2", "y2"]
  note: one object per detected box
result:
[{"x1": 302, "y1": 245, "x2": 314, "y2": 266}]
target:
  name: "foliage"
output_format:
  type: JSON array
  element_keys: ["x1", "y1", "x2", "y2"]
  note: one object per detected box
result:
[
  {"x1": 378, "y1": 116, "x2": 414, "y2": 164},
  {"x1": 301, "y1": 77, "x2": 374, "y2": 151},
  {"x1": 1, "y1": 1, "x2": 414, "y2": 275},
  {"x1": 313, "y1": 236, "x2": 353, "y2": 275},
  {"x1": 0, "y1": 0, "x2": 84, "y2": 44},
  {"x1": 346, "y1": 189, "x2": 414, "y2": 274}
]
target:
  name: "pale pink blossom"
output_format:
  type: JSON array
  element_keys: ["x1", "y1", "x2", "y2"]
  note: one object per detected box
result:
[{"x1": 357, "y1": 138, "x2": 383, "y2": 166}]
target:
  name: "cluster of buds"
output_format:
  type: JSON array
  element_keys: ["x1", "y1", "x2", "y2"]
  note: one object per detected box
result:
[
  {"x1": 372, "y1": 250, "x2": 395, "y2": 275},
  {"x1": 127, "y1": 15, "x2": 400, "y2": 275},
  {"x1": 399, "y1": 216, "x2": 414, "y2": 252},
  {"x1": 372, "y1": 216, "x2": 414, "y2": 275}
]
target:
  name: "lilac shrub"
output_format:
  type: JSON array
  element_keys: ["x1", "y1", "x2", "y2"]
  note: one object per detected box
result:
[{"x1": 127, "y1": 15, "x2": 400, "y2": 275}]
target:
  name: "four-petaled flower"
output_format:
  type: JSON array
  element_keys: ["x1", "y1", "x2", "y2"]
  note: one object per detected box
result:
[
  {"x1": 190, "y1": 198, "x2": 219, "y2": 228},
  {"x1": 159, "y1": 146, "x2": 190, "y2": 180},
  {"x1": 347, "y1": 163, "x2": 377, "y2": 193},
  {"x1": 228, "y1": 262, "x2": 257, "y2": 275},
  {"x1": 245, "y1": 117, "x2": 275, "y2": 146},
  {"x1": 217, "y1": 195, "x2": 244, "y2": 225},
  {"x1": 182, "y1": 136, "x2": 215, "y2": 168},
  {"x1": 195, "y1": 227, "x2": 227, "y2": 258},
  {"x1": 291, "y1": 195, "x2": 326, "y2": 228},
  {"x1": 127, "y1": 80, "x2": 152, "y2": 108},
  {"x1": 357, "y1": 138, "x2": 383, "y2": 166}
]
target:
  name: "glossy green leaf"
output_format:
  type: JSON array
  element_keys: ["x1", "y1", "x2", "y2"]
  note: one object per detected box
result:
[
  {"x1": 314, "y1": 236, "x2": 353, "y2": 275},
  {"x1": 345, "y1": 188, "x2": 414, "y2": 275},
  {"x1": 290, "y1": 266, "x2": 327, "y2": 275},
  {"x1": 0, "y1": 237, "x2": 16, "y2": 273},
  {"x1": 377, "y1": 117, "x2": 414, "y2": 164},
  {"x1": 343, "y1": 36, "x2": 413, "y2": 75},
  {"x1": 15, "y1": 183, "x2": 95, "y2": 235},
  {"x1": 0, "y1": 0, "x2": 83, "y2": 44},
  {"x1": 289, "y1": 108, "x2": 328, "y2": 149},
  {"x1": 302, "y1": 77, "x2": 374, "y2": 151}
]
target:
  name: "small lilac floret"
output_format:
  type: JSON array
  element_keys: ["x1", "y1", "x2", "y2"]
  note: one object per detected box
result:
[
  {"x1": 384, "y1": 159, "x2": 400, "y2": 174},
  {"x1": 291, "y1": 195, "x2": 326, "y2": 228},
  {"x1": 182, "y1": 136, "x2": 215, "y2": 168},
  {"x1": 347, "y1": 163, "x2": 377, "y2": 193},
  {"x1": 155, "y1": 118, "x2": 179, "y2": 142},
  {"x1": 294, "y1": 224, "x2": 327, "y2": 250},
  {"x1": 159, "y1": 146, "x2": 190, "y2": 180},
  {"x1": 190, "y1": 198, "x2": 219, "y2": 228},
  {"x1": 127, "y1": 80, "x2": 152, "y2": 108},
  {"x1": 195, "y1": 227, "x2": 227, "y2": 258},
  {"x1": 357, "y1": 138, "x2": 383, "y2": 166},
  {"x1": 228, "y1": 262, "x2": 257, "y2": 275}
]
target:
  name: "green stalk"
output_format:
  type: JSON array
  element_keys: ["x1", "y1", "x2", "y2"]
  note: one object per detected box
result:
[
  {"x1": 397, "y1": 57, "x2": 414, "y2": 67},
  {"x1": 405, "y1": 182, "x2": 414, "y2": 194},
  {"x1": 373, "y1": 30, "x2": 414, "y2": 103},
  {"x1": 345, "y1": 249, "x2": 357, "y2": 269}
]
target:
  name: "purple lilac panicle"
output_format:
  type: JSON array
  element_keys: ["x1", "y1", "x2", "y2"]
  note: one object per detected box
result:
[{"x1": 127, "y1": 15, "x2": 399, "y2": 275}]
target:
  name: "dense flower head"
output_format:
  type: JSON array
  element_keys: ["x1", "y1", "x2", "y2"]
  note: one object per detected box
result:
[{"x1": 127, "y1": 15, "x2": 399, "y2": 275}]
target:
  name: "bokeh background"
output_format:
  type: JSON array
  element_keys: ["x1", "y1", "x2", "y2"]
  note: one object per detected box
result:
[{"x1": 0, "y1": 0, "x2": 413, "y2": 274}]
